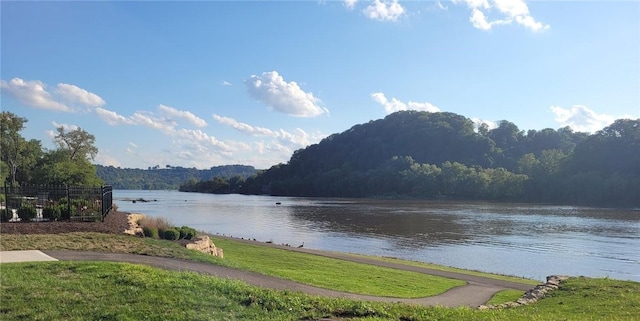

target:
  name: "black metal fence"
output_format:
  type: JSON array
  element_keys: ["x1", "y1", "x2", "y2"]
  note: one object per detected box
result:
[{"x1": 1, "y1": 184, "x2": 113, "y2": 222}]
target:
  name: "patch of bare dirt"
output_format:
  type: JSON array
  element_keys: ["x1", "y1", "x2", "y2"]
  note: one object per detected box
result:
[{"x1": 0, "y1": 211, "x2": 131, "y2": 235}]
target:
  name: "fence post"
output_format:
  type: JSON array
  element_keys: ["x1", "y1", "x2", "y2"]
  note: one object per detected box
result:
[
  {"x1": 101, "y1": 185, "x2": 105, "y2": 222},
  {"x1": 2, "y1": 182, "x2": 6, "y2": 219},
  {"x1": 66, "y1": 185, "x2": 71, "y2": 221},
  {"x1": 100, "y1": 185, "x2": 113, "y2": 222}
]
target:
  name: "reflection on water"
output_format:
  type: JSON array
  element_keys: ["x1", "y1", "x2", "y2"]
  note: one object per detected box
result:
[{"x1": 115, "y1": 190, "x2": 640, "y2": 282}]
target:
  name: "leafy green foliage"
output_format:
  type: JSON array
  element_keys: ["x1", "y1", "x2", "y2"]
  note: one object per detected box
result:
[
  {"x1": 214, "y1": 111, "x2": 638, "y2": 206},
  {"x1": 17, "y1": 204, "x2": 37, "y2": 222},
  {"x1": 42, "y1": 206, "x2": 62, "y2": 221},
  {"x1": 1, "y1": 208, "x2": 12, "y2": 222},
  {"x1": 179, "y1": 226, "x2": 197, "y2": 240},
  {"x1": 1, "y1": 112, "x2": 30, "y2": 185},
  {"x1": 163, "y1": 228, "x2": 180, "y2": 240},
  {"x1": 97, "y1": 165, "x2": 256, "y2": 190},
  {"x1": 53, "y1": 126, "x2": 98, "y2": 161},
  {"x1": 142, "y1": 226, "x2": 160, "y2": 238},
  {"x1": 1, "y1": 112, "x2": 103, "y2": 187}
]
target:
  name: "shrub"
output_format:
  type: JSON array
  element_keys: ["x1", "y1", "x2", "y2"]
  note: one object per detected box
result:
[
  {"x1": 156, "y1": 218, "x2": 171, "y2": 236},
  {"x1": 139, "y1": 216, "x2": 171, "y2": 236},
  {"x1": 163, "y1": 228, "x2": 180, "y2": 241},
  {"x1": 142, "y1": 226, "x2": 159, "y2": 239},
  {"x1": 42, "y1": 206, "x2": 62, "y2": 221},
  {"x1": 179, "y1": 226, "x2": 197, "y2": 240},
  {"x1": 17, "y1": 205, "x2": 37, "y2": 222},
  {"x1": 1, "y1": 209, "x2": 12, "y2": 222},
  {"x1": 58, "y1": 204, "x2": 75, "y2": 220}
]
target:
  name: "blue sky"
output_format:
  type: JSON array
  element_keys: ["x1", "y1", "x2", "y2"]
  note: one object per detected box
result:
[{"x1": 2, "y1": 1, "x2": 639, "y2": 170}]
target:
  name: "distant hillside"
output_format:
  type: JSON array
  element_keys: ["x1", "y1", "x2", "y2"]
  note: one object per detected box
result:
[
  {"x1": 227, "y1": 111, "x2": 638, "y2": 206},
  {"x1": 96, "y1": 164, "x2": 257, "y2": 190}
]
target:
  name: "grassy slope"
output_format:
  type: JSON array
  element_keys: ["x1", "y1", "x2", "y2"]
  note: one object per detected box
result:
[
  {"x1": 1, "y1": 262, "x2": 639, "y2": 321},
  {"x1": 343, "y1": 253, "x2": 540, "y2": 286},
  {"x1": 0, "y1": 232, "x2": 467, "y2": 298}
]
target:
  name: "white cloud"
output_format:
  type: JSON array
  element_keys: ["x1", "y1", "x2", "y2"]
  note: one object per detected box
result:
[
  {"x1": 210, "y1": 113, "x2": 325, "y2": 167},
  {"x1": 371, "y1": 92, "x2": 440, "y2": 114},
  {"x1": 45, "y1": 121, "x2": 80, "y2": 140},
  {"x1": 95, "y1": 107, "x2": 136, "y2": 125},
  {"x1": 470, "y1": 8, "x2": 493, "y2": 30},
  {"x1": 515, "y1": 15, "x2": 547, "y2": 32},
  {"x1": 175, "y1": 128, "x2": 235, "y2": 153},
  {"x1": 55, "y1": 83, "x2": 105, "y2": 107},
  {"x1": 130, "y1": 112, "x2": 177, "y2": 134},
  {"x1": 407, "y1": 101, "x2": 440, "y2": 112},
  {"x1": 95, "y1": 152, "x2": 121, "y2": 167},
  {"x1": 245, "y1": 71, "x2": 328, "y2": 117},
  {"x1": 222, "y1": 81, "x2": 232, "y2": 86},
  {"x1": 455, "y1": 0, "x2": 549, "y2": 31},
  {"x1": 213, "y1": 114, "x2": 277, "y2": 137},
  {"x1": 550, "y1": 105, "x2": 621, "y2": 133},
  {"x1": 1, "y1": 78, "x2": 70, "y2": 111},
  {"x1": 212, "y1": 114, "x2": 314, "y2": 147},
  {"x1": 436, "y1": 0, "x2": 448, "y2": 10},
  {"x1": 51, "y1": 121, "x2": 79, "y2": 132},
  {"x1": 1, "y1": 78, "x2": 108, "y2": 111},
  {"x1": 95, "y1": 107, "x2": 175, "y2": 132},
  {"x1": 157, "y1": 104, "x2": 207, "y2": 128},
  {"x1": 344, "y1": 0, "x2": 358, "y2": 10},
  {"x1": 493, "y1": 0, "x2": 529, "y2": 17},
  {"x1": 363, "y1": 0, "x2": 405, "y2": 22},
  {"x1": 471, "y1": 117, "x2": 498, "y2": 131}
]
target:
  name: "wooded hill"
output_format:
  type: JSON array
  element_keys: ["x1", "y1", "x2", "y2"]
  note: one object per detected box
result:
[
  {"x1": 182, "y1": 111, "x2": 640, "y2": 206},
  {"x1": 96, "y1": 165, "x2": 256, "y2": 190}
]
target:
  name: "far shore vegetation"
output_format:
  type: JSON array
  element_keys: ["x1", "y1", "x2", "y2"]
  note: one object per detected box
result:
[{"x1": 3, "y1": 111, "x2": 639, "y2": 207}]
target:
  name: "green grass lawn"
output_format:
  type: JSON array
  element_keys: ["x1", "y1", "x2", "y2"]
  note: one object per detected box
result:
[
  {"x1": 344, "y1": 253, "x2": 540, "y2": 285},
  {"x1": 210, "y1": 236, "x2": 465, "y2": 297},
  {"x1": 0, "y1": 232, "x2": 466, "y2": 298},
  {"x1": 485, "y1": 289, "x2": 525, "y2": 305},
  {"x1": 1, "y1": 262, "x2": 639, "y2": 321}
]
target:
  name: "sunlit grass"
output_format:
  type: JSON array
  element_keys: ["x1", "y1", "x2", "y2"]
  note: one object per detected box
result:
[
  {"x1": 486, "y1": 289, "x2": 525, "y2": 305},
  {"x1": 2, "y1": 263, "x2": 639, "y2": 321},
  {"x1": 0, "y1": 232, "x2": 463, "y2": 298},
  {"x1": 345, "y1": 253, "x2": 539, "y2": 285},
  {"x1": 210, "y1": 236, "x2": 465, "y2": 297}
]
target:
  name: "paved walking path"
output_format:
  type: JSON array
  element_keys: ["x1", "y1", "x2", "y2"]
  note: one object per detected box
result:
[{"x1": 1, "y1": 248, "x2": 535, "y2": 307}]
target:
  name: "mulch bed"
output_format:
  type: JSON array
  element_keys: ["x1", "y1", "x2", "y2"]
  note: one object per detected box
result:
[{"x1": 0, "y1": 211, "x2": 130, "y2": 235}]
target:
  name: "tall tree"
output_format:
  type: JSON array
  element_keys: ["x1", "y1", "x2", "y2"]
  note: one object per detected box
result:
[
  {"x1": 14, "y1": 139, "x2": 43, "y2": 184},
  {"x1": 0, "y1": 112, "x2": 28, "y2": 185},
  {"x1": 54, "y1": 126, "x2": 98, "y2": 161}
]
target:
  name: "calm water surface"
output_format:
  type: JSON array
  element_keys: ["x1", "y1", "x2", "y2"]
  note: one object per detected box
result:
[{"x1": 114, "y1": 190, "x2": 640, "y2": 282}]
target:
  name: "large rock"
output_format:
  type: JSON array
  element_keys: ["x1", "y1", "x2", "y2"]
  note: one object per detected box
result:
[
  {"x1": 185, "y1": 235, "x2": 224, "y2": 258},
  {"x1": 122, "y1": 213, "x2": 223, "y2": 258},
  {"x1": 123, "y1": 213, "x2": 145, "y2": 236},
  {"x1": 477, "y1": 275, "x2": 570, "y2": 310}
]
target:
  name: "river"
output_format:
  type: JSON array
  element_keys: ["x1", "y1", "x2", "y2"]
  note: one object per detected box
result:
[{"x1": 114, "y1": 190, "x2": 640, "y2": 282}]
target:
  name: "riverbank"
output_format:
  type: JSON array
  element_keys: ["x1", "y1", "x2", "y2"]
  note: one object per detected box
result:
[
  {"x1": 2, "y1": 212, "x2": 639, "y2": 320},
  {"x1": 0, "y1": 211, "x2": 536, "y2": 302},
  {"x1": 113, "y1": 191, "x2": 640, "y2": 282}
]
